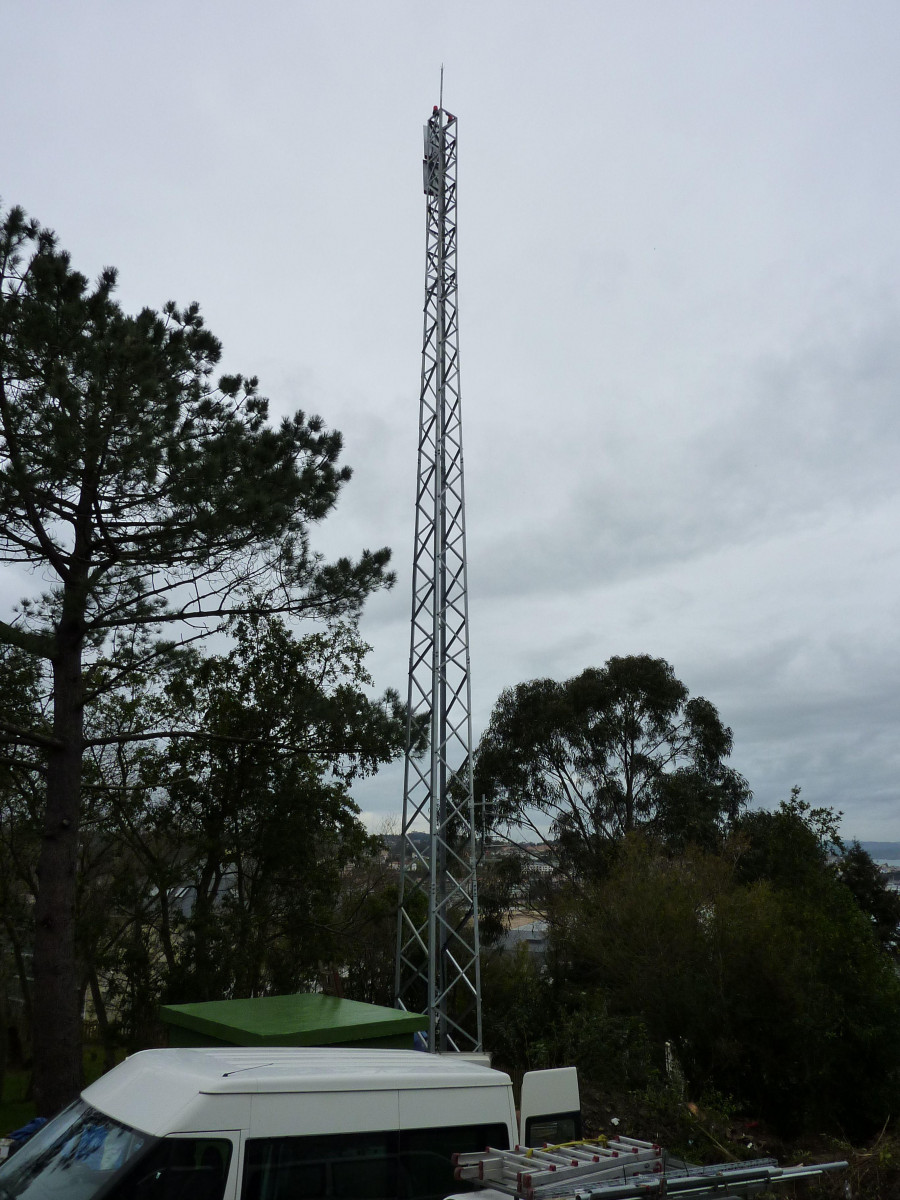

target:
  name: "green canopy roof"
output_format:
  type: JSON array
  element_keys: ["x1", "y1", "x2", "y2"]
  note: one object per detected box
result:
[{"x1": 160, "y1": 993, "x2": 427, "y2": 1048}]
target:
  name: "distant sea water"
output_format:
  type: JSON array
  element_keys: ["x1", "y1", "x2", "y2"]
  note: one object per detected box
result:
[
  {"x1": 859, "y1": 843, "x2": 900, "y2": 868},
  {"x1": 857, "y1": 844, "x2": 900, "y2": 890}
]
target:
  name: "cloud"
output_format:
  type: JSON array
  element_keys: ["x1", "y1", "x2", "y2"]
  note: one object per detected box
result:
[
  {"x1": 3, "y1": 0, "x2": 900, "y2": 842},
  {"x1": 466, "y1": 284, "x2": 900, "y2": 614}
]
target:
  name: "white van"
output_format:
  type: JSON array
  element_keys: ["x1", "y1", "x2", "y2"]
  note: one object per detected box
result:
[{"x1": 0, "y1": 1048, "x2": 580, "y2": 1200}]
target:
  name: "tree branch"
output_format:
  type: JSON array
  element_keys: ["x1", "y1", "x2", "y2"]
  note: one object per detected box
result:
[
  {"x1": 0, "y1": 619, "x2": 56, "y2": 659},
  {"x1": 0, "y1": 718, "x2": 61, "y2": 750},
  {"x1": 0, "y1": 378, "x2": 72, "y2": 580},
  {"x1": 0, "y1": 753, "x2": 47, "y2": 777}
]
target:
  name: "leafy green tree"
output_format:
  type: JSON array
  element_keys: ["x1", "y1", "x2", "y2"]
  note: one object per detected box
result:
[
  {"x1": 77, "y1": 616, "x2": 406, "y2": 1032},
  {"x1": 481, "y1": 943, "x2": 654, "y2": 1087},
  {"x1": 334, "y1": 869, "x2": 420, "y2": 1010},
  {"x1": 837, "y1": 840, "x2": 900, "y2": 954},
  {"x1": 555, "y1": 828, "x2": 900, "y2": 1136},
  {"x1": 475, "y1": 656, "x2": 749, "y2": 877},
  {"x1": 0, "y1": 204, "x2": 392, "y2": 1112},
  {"x1": 730, "y1": 787, "x2": 843, "y2": 892},
  {"x1": 152, "y1": 617, "x2": 405, "y2": 1002}
]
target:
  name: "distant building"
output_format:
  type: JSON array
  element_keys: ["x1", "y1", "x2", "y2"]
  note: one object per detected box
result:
[{"x1": 500, "y1": 914, "x2": 548, "y2": 957}]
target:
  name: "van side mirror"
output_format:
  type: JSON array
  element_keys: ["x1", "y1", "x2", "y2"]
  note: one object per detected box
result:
[{"x1": 518, "y1": 1066, "x2": 581, "y2": 1148}]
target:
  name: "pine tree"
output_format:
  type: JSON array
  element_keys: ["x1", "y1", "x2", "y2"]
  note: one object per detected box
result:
[{"x1": 0, "y1": 204, "x2": 392, "y2": 1113}]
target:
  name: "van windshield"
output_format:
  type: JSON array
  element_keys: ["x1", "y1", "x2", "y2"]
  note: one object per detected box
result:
[{"x1": 0, "y1": 1100, "x2": 155, "y2": 1199}]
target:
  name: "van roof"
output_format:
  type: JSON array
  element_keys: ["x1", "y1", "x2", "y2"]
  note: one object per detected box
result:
[
  {"x1": 128, "y1": 1047, "x2": 504, "y2": 1092},
  {"x1": 82, "y1": 1048, "x2": 510, "y2": 1133}
]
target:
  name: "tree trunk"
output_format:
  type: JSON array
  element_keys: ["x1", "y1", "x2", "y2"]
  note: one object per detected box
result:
[
  {"x1": 0, "y1": 963, "x2": 8, "y2": 1105},
  {"x1": 88, "y1": 966, "x2": 116, "y2": 1073},
  {"x1": 31, "y1": 633, "x2": 84, "y2": 1115},
  {"x1": 2, "y1": 913, "x2": 33, "y2": 1040},
  {"x1": 156, "y1": 882, "x2": 178, "y2": 977}
]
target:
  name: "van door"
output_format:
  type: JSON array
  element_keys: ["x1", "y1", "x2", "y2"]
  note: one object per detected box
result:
[{"x1": 518, "y1": 1067, "x2": 581, "y2": 1148}]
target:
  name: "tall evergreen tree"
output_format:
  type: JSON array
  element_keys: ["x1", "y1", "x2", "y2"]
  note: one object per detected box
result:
[{"x1": 0, "y1": 204, "x2": 392, "y2": 1113}]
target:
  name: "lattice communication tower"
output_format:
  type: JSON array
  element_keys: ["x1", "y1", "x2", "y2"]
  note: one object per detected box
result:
[{"x1": 394, "y1": 99, "x2": 482, "y2": 1052}]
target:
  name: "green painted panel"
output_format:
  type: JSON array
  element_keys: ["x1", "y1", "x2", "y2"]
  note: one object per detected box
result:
[{"x1": 159, "y1": 994, "x2": 427, "y2": 1048}]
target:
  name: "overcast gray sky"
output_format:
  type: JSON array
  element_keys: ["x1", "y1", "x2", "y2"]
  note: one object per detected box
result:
[{"x1": 4, "y1": 1, "x2": 900, "y2": 838}]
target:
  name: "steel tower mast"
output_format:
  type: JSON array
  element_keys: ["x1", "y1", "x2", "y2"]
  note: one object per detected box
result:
[{"x1": 394, "y1": 96, "x2": 482, "y2": 1053}]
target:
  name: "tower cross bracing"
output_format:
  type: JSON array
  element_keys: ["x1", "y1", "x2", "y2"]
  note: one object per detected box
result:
[{"x1": 394, "y1": 100, "x2": 482, "y2": 1053}]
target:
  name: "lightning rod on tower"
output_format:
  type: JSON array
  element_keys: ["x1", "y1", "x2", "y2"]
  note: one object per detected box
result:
[{"x1": 394, "y1": 96, "x2": 483, "y2": 1052}]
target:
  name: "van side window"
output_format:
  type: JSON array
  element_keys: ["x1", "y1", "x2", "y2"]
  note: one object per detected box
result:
[
  {"x1": 110, "y1": 1138, "x2": 232, "y2": 1200},
  {"x1": 244, "y1": 1132, "x2": 394, "y2": 1200},
  {"x1": 242, "y1": 1124, "x2": 509, "y2": 1200},
  {"x1": 523, "y1": 1111, "x2": 582, "y2": 1148},
  {"x1": 400, "y1": 1124, "x2": 508, "y2": 1200}
]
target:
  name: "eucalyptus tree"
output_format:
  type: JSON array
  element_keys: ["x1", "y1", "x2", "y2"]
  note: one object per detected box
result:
[
  {"x1": 475, "y1": 655, "x2": 749, "y2": 877},
  {"x1": 0, "y1": 204, "x2": 392, "y2": 1112}
]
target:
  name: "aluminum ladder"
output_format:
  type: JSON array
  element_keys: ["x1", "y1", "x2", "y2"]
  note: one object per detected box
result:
[{"x1": 451, "y1": 1136, "x2": 847, "y2": 1199}]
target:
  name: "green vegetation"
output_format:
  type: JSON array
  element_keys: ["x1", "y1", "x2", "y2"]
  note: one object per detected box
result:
[
  {"x1": 476, "y1": 658, "x2": 900, "y2": 1197},
  {"x1": 0, "y1": 1069, "x2": 33, "y2": 1138}
]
